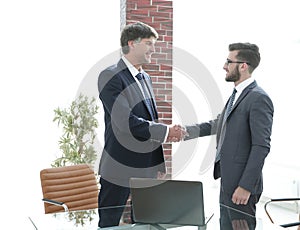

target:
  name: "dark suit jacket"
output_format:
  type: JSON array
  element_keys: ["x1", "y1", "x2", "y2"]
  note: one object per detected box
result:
[
  {"x1": 97, "y1": 59, "x2": 167, "y2": 186},
  {"x1": 186, "y1": 81, "x2": 274, "y2": 195}
]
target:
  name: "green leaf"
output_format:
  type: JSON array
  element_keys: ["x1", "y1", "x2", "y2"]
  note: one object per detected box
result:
[{"x1": 52, "y1": 93, "x2": 99, "y2": 168}]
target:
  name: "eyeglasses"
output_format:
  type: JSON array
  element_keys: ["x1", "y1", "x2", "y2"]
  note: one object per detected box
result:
[{"x1": 225, "y1": 59, "x2": 251, "y2": 66}]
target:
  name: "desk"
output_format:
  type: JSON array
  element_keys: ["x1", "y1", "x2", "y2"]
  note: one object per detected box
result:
[{"x1": 28, "y1": 205, "x2": 284, "y2": 230}]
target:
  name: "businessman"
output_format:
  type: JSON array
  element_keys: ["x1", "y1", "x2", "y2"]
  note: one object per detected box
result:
[
  {"x1": 185, "y1": 43, "x2": 274, "y2": 229},
  {"x1": 97, "y1": 21, "x2": 186, "y2": 227}
]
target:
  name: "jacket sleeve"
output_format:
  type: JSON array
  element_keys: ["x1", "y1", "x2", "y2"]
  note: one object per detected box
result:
[
  {"x1": 184, "y1": 116, "x2": 219, "y2": 140},
  {"x1": 238, "y1": 93, "x2": 274, "y2": 193}
]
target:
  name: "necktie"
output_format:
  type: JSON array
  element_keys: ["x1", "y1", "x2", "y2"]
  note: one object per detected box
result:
[
  {"x1": 135, "y1": 73, "x2": 155, "y2": 120},
  {"x1": 224, "y1": 88, "x2": 237, "y2": 121},
  {"x1": 215, "y1": 88, "x2": 237, "y2": 162}
]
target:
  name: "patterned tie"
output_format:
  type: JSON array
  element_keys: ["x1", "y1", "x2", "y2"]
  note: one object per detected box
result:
[
  {"x1": 135, "y1": 73, "x2": 155, "y2": 120},
  {"x1": 215, "y1": 88, "x2": 237, "y2": 162},
  {"x1": 224, "y1": 88, "x2": 237, "y2": 121}
]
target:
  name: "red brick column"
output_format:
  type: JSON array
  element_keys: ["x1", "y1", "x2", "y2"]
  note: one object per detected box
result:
[{"x1": 125, "y1": 0, "x2": 173, "y2": 178}]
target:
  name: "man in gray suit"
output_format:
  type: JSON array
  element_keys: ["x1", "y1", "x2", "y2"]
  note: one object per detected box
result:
[{"x1": 185, "y1": 43, "x2": 274, "y2": 229}]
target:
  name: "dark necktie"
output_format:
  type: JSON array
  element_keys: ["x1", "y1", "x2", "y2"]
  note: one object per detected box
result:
[
  {"x1": 224, "y1": 88, "x2": 237, "y2": 121},
  {"x1": 215, "y1": 88, "x2": 237, "y2": 162},
  {"x1": 135, "y1": 73, "x2": 155, "y2": 120}
]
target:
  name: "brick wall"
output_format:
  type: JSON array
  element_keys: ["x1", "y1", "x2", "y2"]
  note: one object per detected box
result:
[{"x1": 120, "y1": 0, "x2": 173, "y2": 224}]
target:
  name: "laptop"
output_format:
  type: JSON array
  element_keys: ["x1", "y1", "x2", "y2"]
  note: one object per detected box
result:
[{"x1": 129, "y1": 178, "x2": 213, "y2": 227}]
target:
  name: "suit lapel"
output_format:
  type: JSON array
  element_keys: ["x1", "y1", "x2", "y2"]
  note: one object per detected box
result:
[
  {"x1": 218, "y1": 81, "x2": 257, "y2": 135},
  {"x1": 117, "y1": 59, "x2": 145, "y2": 101},
  {"x1": 230, "y1": 81, "x2": 257, "y2": 113},
  {"x1": 117, "y1": 59, "x2": 158, "y2": 119}
]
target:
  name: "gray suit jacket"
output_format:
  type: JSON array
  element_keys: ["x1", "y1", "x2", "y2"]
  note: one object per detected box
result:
[{"x1": 186, "y1": 81, "x2": 274, "y2": 195}]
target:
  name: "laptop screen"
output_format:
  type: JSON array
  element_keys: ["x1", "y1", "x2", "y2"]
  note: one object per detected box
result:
[{"x1": 129, "y1": 178, "x2": 206, "y2": 226}]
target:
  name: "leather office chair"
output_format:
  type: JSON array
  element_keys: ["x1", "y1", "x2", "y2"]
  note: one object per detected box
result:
[
  {"x1": 40, "y1": 164, "x2": 99, "y2": 214},
  {"x1": 264, "y1": 198, "x2": 300, "y2": 228}
]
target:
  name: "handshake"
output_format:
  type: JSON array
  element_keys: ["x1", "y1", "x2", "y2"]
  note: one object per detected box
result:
[{"x1": 166, "y1": 125, "x2": 189, "y2": 142}]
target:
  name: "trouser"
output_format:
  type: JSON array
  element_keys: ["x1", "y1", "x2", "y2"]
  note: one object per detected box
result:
[
  {"x1": 98, "y1": 177, "x2": 131, "y2": 228},
  {"x1": 219, "y1": 189, "x2": 261, "y2": 230}
]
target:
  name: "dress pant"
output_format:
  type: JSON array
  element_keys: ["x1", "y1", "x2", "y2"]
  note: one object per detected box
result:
[
  {"x1": 219, "y1": 189, "x2": 261, "y2": 230},
  {"x1": 98, "y1": 177, "x2": 131, "y2": 228}
]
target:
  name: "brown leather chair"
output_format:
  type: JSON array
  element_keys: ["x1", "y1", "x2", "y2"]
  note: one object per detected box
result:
[{"x1": 40, "y1": 164, "x2": 99, "y2": 214}]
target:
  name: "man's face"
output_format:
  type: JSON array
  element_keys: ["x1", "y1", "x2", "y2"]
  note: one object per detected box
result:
[
  {"x1": 223, "y1": 50, "x2": 241, "y2": 82},
  {"x1": 225, "y1": 64, "x2": 241, "y2": 82},
  {"x1": 133, "y1": 36, "x2": 156, "y2": 64}
]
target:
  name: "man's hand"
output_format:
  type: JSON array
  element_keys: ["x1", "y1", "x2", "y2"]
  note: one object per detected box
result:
[
  {"x1": 232, "y1": 186, "x2": 251, "y2": 205},
  {"x1": 167, "y1": 125, "x2": 188, "y2": 142}
]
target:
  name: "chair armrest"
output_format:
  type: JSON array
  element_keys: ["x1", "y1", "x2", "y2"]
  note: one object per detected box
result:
[
  {"x1": 42, "y1": 198, "x2": 69, "y2": 212},
  {"x1": 281, "y1": 221, "x2": 300, "y2": 228},
  {"x1": 264, "y1": 198, "x2": 300, "y2": 225},
  {"x1": 271, "y1": 198, "x2": 300, "y2": 202}
]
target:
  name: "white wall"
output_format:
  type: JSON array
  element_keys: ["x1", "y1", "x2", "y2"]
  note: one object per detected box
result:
[
  {"x1": 0, "y1": 0, "x2": 119, "y2": 227},
  {"x1": 172, "y1": 0, "x2": 300, "y2": 196}
]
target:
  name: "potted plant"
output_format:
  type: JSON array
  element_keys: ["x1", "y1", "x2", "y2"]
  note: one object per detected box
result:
[
  {"x1": 52, "y1": 94, "x2": 99, "y2": 167},
  {"x1": 52, "y1": 94, "x2": 99, "y2": 226}
]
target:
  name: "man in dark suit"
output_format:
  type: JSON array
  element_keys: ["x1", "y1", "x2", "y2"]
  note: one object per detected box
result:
[
  {"x1": 97, "y1": 22, "x2": 186, "y2": 228},
  {"x1": 185, "y1": 43, "x2": 274, "y2": 229}
]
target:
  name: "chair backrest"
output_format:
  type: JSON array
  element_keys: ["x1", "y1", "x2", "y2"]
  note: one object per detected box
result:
[{"x1": 40, "y1": 164, "x2": 98, "y2": 214}]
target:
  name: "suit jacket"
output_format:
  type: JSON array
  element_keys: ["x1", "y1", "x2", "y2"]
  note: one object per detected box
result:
[
  {"x1": 97, "y1": 59, "x2": 167, "y2": 186},
  {"x1": 186, "y1": 81, "x2": 274, "y2": 195}
]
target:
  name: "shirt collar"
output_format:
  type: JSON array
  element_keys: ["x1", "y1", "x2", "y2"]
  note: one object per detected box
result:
[
  {"x1": 235, "y1": 77, "x2": 255, "y2": 93},
  {"x1": 122, "y1": 56, "x2": 143, "y2": 77}
]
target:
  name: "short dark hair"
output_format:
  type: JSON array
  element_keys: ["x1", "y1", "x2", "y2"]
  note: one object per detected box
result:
[
  {"x1": 229, "y1": 42, "x2": 260, "y2": 73},
  {"x1": 120, "y1": 21, "x2": 158, "y2": 54}
]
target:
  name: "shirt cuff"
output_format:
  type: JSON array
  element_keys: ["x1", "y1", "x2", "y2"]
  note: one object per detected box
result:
[{"x1": 163, "y1": 125, "x2": 170, "y2": 143}]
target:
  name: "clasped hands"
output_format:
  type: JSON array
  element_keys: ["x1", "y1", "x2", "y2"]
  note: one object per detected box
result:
[{"x1": 166, "y1": 124, "x2": 188, "y2": 142}]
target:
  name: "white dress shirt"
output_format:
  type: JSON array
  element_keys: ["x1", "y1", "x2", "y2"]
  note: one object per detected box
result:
[{"x1": 233, "y1": 77, "x2": 255, "y2": 105}]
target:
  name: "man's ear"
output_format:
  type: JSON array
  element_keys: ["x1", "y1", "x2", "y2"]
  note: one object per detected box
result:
[
  {"x1": 240, "y1": 63, "x2": 249, "y2": 72},
  {"x1": 127, "y1": 40, "x2": 135, "y2": 49}
]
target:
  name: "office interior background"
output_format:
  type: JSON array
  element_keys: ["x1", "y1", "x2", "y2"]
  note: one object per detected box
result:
[{"x1": 1, "y1": 0, "x2": 299, "y2": 228}]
